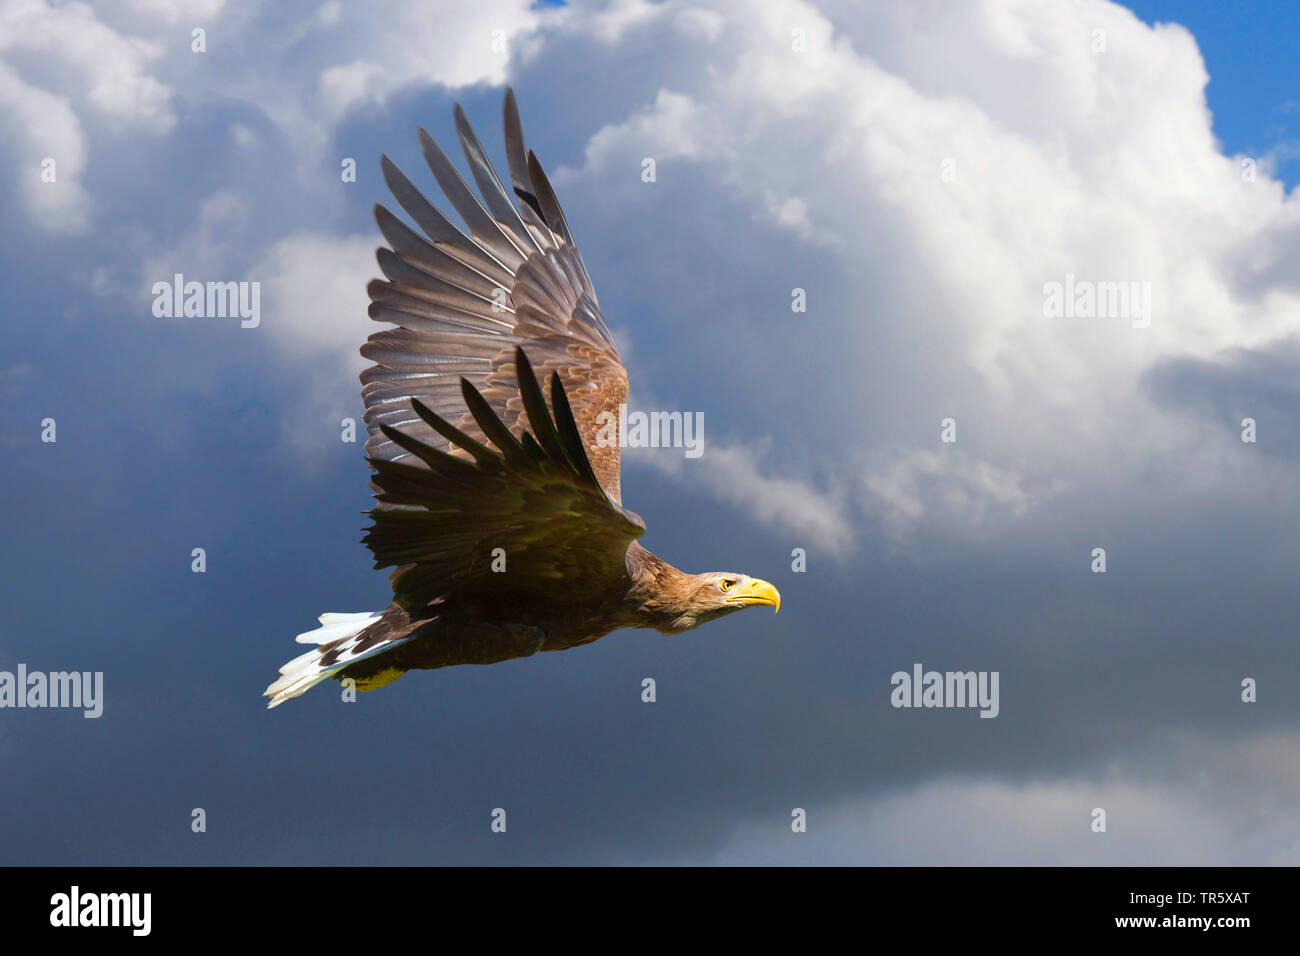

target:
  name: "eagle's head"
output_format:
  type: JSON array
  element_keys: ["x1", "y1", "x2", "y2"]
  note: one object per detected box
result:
[{"x1": 658, "y1": 572, "x2": 781, "y2": 633}]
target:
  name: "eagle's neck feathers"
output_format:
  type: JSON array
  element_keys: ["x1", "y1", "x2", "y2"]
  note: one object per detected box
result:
[{"x1": 623, "y1": 542, "x2": 708, "y2": 633}]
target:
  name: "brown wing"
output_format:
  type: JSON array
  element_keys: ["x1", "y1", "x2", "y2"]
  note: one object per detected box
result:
[
  {"x1": 363, "y1": 348, "x2": 645, "y2": 613},
  {"x1": 362, "y1": 87, "x2": 628, "y2": 504}
]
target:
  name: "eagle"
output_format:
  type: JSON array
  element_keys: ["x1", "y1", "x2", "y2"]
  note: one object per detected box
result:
[{"x1": 266, "y1": 88, "x2": 780, "y2": 708}]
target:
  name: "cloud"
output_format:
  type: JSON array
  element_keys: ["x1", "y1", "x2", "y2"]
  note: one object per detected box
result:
[
  {"x1": 250, "y1": 231, "x2": 376, "y2": 452},
  {"x1": 536, "y1": 0, "x2": 1300, "y2": 549},
  {"x1": 0, "y1": 1, "x2": 173, "y2": 132},
  {"x1": 630, "y1": 436, "x2": 853, "y2": 556},
  {"x1": 0, "y1": 59, "x2": 90, "y2": 232},
  {"x1": 581, "y1": 89, "x2": 704, "y2": 170},
  {"x1": 862, "y1": 448, "x2": 1046, "y2": 544},
  {"x1": 0, "y1": 0, "x2": 174, "y2": 232},
  {"x1": 253, "y1": 231, "x2": 374, "y2": 363},
  {"x1": 1145, "y1": 337, "x2": 1300, "y2": 461},
  {"x1": 690, "y1": 747, "x2": 1300, "y2": 865},
  {"x1": 695, "y1": 441, "x2": 852, "y2": 554},
  {"x1": 310, "y1": 1, "x2": 543, "y2": 119},
  {"x1": 139, "y1": 189, "x2": 252, "y2": 281},
  {"x1": 129, "y1": 0, "x2": 226, "y2": 24},
  {"x1": 317, "y1": 59, "x2": 386, "y2": 117}
]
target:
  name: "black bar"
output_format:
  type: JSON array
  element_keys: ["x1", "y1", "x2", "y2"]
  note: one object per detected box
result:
[{"x1": 1, "y1": 866, "x2": 1279, "y2": 940}]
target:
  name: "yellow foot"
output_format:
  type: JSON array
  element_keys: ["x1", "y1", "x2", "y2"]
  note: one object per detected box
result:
[{"x1": 349, "y1": 666, "x2": 406, "y2": 692}]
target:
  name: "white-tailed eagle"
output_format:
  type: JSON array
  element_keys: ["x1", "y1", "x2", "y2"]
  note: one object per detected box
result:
[{"x1": 266, "y1": 89, "x2": 779, "y2": 707}]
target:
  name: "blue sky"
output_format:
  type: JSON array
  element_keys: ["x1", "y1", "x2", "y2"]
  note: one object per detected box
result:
[{"x1": 2, "y1": 0, "x2": 1299, "y2": 865}]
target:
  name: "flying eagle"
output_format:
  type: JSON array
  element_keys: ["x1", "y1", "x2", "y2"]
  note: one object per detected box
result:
[{"x1": 265, "y1": 89, "x2": 780, "y2": 708}]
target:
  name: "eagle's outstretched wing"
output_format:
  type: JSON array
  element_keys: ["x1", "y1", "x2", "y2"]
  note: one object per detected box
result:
[
  {"x1": 362, "y1": 87, "x2": 628, "y2": 505},
  {"x1": 363, "y1": 348, "x2": 644, "y2": 613}
]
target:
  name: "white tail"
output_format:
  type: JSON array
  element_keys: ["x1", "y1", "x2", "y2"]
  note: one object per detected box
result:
[{"x1": 265, "y1": 611, "x2": 412, "y2": 708}]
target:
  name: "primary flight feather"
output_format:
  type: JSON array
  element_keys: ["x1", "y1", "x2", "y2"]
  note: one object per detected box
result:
[{"x1": 266, "y1": 88, "x2": 780, "y2": 708}]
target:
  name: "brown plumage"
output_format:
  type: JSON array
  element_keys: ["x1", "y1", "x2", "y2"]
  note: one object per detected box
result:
[{"x1": 265, "y1": 88, "x2": 779, "y2": 708}]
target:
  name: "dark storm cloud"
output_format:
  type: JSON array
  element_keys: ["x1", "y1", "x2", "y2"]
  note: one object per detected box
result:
[{"x1": 1145, "y1": 340, "x2": 1300, "y2": 459}]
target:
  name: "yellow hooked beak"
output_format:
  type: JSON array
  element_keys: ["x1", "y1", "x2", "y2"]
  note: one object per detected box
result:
[{"x1": 725, "y1": 578, "x2": 781, "y2": 613}]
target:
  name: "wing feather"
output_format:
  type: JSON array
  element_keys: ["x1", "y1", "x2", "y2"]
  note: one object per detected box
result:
[
  {"x1": 362, "y1": 87, "x2": 628, "y2": 504},
  {"x1": 364, "y1": 347, "x2": 644, "y2": 612}
]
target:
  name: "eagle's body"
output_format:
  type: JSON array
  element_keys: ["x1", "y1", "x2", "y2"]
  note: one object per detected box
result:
[{"x1": 266, "y1": 89, "x2": 778, "y2": 708}]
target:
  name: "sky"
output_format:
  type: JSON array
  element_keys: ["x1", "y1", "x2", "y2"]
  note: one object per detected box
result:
[{"x1": 1, "y1": 0, "x2": 1298, "y2": 865}]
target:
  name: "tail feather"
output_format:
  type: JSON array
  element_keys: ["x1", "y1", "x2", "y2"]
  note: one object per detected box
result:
[
  {"x1": 265, "y1": 611, "x2": 414, "y2": 708},
  {"x1": 296, "y1": 611, "x2": 382, "y2": 645}
]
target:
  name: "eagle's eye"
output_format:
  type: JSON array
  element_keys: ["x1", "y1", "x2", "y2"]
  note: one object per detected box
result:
[{"x1": 719, "y1": 578, "x2": 736, "y2": 592}]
